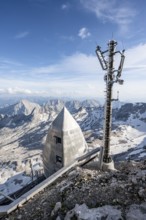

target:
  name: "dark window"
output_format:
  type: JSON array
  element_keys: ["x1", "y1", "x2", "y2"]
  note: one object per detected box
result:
[
  {"x1": 54, "y1": 136, "x2": 62, "y2": 144},
  {"x1": 56, "y1": 155, "x2": 62, "y2": 163}
]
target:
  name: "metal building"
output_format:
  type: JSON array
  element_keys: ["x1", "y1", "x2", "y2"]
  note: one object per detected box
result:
[{"x1": 43, "y1": 107, "x2": 88, "y2": 177}]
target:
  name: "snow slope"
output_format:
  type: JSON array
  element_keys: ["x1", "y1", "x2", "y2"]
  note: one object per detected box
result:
[
  {"x1": 0, "y1": 99, "x2": 41, "y2": 116},
  {"x1": 0, "y1": 99, "x2": 146, "y2": 200}
]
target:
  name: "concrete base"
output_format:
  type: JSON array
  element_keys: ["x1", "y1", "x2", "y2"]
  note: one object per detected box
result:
[{"x1": 102, "y1": 160, "x2": 115, "y2": 171}]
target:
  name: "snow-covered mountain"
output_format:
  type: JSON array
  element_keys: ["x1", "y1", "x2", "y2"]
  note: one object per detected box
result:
[
  {"x1": 0, "y1": 98, "x2": 146, "y2": 218},
  {"x1": 0, "y1": 99, "x2": 146, "y2": 160},
  {"x1": 42, "y1": 99, "x2": 100, "y2": 114},
  {"x1": 0, "y1": 100, "x2": 43, "y2": 130},
  {"x1": 0, "y1": 99, "x2": 41, "y2": 116},
  {"x1": 0, "y1": 98, "x2": 146, "y2": 202}
]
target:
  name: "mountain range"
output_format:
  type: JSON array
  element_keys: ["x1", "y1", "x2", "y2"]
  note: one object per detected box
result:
[
  {"x1": 0, "y1": 98, "x2": 146, "y2": 161},
  {"x1": 0, "y1": 98, "x2": 146, "y2": 214}
]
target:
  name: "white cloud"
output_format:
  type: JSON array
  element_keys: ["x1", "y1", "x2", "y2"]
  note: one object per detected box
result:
[
  {"x1": 32, "y1": 53, "x2": 99, "y2": 76},
  {"x1": 31, "y1": 43, "x2": 146, "y2": 77},
  {"x1": 0, "y1": 58, "x2": 22, "y2": 67},
  {"x1": 80, "y1": 0, "x2": 136, "y2": 34},
  {"x1": 124, "y1": 43, "x2": 146, "y2": 68},
  {"x1": 78, "y1": 27, "x2": 91, "y2": 39},
  {"x1": 0, "y1": 88, "x2": 32, "y2": 95},
  {"x1": 61, "y1": 4, "x2": 68, "y2": 10},
  {"x1": 1, "y1": 43, "x2": 146, "y2": 101},
  {"x1": 15, "y1": 31, "x2": 29, "y2": 39},
  {"x1": 0, "y1": 79, "x2": 103, "y2": 98},
  {"x1": 114, "y1": 80, "x2": 146, "y2": 103}
]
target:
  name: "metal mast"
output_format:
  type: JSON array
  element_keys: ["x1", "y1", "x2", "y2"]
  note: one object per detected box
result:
[{"x1": 96, "y1": 40, "x2": 125, "y2": 169}]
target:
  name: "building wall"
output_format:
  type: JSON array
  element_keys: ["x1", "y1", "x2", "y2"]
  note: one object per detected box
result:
[
  {"x1": 63, "y1": 128, "x2": 87, "y2": 166},
  {"x1": 43, "y1": 126, "x2": 88, "y2": 177},
  {"x1": 43, "y1": 107, "x2": 88, "y2": 177},
  {"x1": 43, "y1": 127, "x2": 63, "y2": 177}
]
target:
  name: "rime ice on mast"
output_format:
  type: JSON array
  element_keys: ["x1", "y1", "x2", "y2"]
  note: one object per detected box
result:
[
  {"x1": 43, "y1": 107, "x2": 88, "y2": 177},
  {"x1": 96, "y1": 40, "x2": 125, "y2": 170}
]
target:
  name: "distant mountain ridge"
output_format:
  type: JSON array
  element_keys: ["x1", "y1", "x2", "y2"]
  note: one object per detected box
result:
[
  {"x1": 0, "y1": 98, "x2": 146, "y2": 219},
  {"x1": 0, "y1": 99, "x2": 41, "y2": 116},
  {"x1": 0, "y1": 99, "x2": 146, "y2": 129},
  {"x1": 0, "y1": 98, "x2": 146, "y2": 161},
  {"x1": 43, "y1": 99, "x2": 100, "y2": 114}
]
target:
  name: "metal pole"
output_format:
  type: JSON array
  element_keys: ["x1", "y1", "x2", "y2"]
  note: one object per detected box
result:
[
  {"x1": 0, "y1": 192, "x2": 14, "y2": 202},
  {"x1": 96, "y1": 40, "x2": 125, "y2": 169},
  {"x1": 103, "y1": 40, "x2": 117, "y2": 163}
]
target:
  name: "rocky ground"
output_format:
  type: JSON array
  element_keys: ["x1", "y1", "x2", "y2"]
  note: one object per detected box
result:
[{"x1": 1, "y1": 159, "x2": 146, "y2": 220}]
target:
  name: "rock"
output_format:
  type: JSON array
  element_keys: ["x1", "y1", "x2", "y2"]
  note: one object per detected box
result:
[
  {"x1": 138, "y1": 188, "x2": 145, "y2": 198},
  {"x1": 131, "y1": 177, "x2": 137, "y2": 184},
  {"x1": 4, "y1": 161, "x2": 146, "y2": 220},
  {"x1": 17, "y1": 215, "x2": 22, "y2": 219},
  {"x1": 51, "y1": 202, "x2": 62, "y2": 217},
  {"x1": 64, "y1": 203, "x2": 123, "y2": 220},
  {"x1": 68, "y1": 170, "x2": 78, "y2": 177},
  {"x1": 64, "y1": 209, "x2": 75, "y2": 220},
  {"x1": 126, "y1": 203, "x2": 146, "y2": 220},
  {"x1": 110, "y1": 178, "x2": 118, "y2": 187}
]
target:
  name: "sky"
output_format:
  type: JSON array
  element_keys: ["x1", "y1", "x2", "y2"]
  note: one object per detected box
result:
[{"x1": 0, "y1": 0, "x2": 146, "y2": 102}]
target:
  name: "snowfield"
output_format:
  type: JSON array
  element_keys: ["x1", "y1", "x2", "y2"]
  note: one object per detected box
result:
[{"x1": 0, "y1": 99, "x2": 146, "y2": 201}]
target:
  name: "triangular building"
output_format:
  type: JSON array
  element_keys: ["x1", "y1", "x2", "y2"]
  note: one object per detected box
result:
[{"x1": 43, "y1": 107, "x2": 88, "y2": 177}]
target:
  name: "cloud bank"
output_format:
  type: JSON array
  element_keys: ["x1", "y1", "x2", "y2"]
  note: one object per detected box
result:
[{"x1": 0, "y1": 43, "x2": 146, "y2": 102}]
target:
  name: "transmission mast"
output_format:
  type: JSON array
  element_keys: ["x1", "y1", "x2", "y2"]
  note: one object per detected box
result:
[{"x1": 96, "y1": 40, "x2": 125, "y2": 170}]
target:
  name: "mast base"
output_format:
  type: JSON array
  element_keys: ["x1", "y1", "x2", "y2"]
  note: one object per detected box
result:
[
  {"x1": 103, "y1": 156, "x2": 112, "y2": 163},
  {"x1": 102, "y1": 159, "x2": 115, "y2": 171}
]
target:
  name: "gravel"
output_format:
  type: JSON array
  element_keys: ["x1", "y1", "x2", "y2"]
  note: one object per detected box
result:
[{"x1": 1, "y1": 160, "x2": 146, "y2": 220}]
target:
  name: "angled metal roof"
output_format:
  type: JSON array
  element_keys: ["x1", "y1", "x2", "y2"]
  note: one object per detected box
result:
[{"x1": 52, "y1": 107, "x2": 79, "y2": 131}]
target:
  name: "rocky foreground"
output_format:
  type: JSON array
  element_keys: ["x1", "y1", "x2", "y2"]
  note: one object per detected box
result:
[{"x1": 1, "y1": 160, "x2": 146, "y2": 220}]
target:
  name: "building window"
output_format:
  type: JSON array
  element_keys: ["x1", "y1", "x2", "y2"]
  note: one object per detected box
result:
[
  {"x1": 54, "y1": 136, "x2": 62, "y2": 144},
  {"x1": 56, "y1": 155, "x2": 62, "y2": 163}
]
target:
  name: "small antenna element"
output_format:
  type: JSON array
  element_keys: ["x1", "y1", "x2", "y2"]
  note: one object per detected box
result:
[
  {"x1": 117, "y1": 91, "x2": 119, "y2": 100},
  {"x1": 95, "y1": 40, "x2": 125, "y2": 170}
]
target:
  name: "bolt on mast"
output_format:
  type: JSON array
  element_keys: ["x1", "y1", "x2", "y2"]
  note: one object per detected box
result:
[{"x1": 96, "y1": 40, "x2": 125, "y2": 169}]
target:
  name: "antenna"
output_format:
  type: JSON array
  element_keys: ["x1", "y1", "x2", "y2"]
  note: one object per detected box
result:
[
  {"x1": 121, "y1": 40, "x2": 125, "y2": 51},
  {"x1": 95, "y1": 46, "x2": 108, "y2": 70},
  {"x1": 117, "y1": 91, "x2": 119, "y2": 100},
  {"x1": 95, "y1": 40, "x2": 125, "y2": 170},
  {"x1": 112, "y1": 91, "x2": 119, "y2": 102},
  {"x1": 113, "y1": 50, "x2": 125, "y2": 80}
]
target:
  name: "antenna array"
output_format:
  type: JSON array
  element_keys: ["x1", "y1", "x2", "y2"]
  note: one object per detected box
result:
[{"x1": 95, "y1": 40, "x2": 125, "y2": 168}]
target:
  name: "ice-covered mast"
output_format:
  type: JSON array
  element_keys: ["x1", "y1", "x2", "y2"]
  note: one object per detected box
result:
[{"x1": 96, "y1": 40, "x2": 125, "y2": 170}]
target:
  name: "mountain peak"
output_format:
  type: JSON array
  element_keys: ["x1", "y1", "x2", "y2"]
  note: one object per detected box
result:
[{"x1": 0, "y1": 99, "x2": 41, "y2": 116}]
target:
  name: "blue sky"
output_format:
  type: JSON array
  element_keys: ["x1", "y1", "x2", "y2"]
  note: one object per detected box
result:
[{"x1": 0, "y1": 0, "x2": 146, "y2": 102}]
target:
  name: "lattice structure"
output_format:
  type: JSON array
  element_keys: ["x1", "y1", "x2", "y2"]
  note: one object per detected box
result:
[{"x1": 96, "y1": 40, "x2": 125, "y2": 168}]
